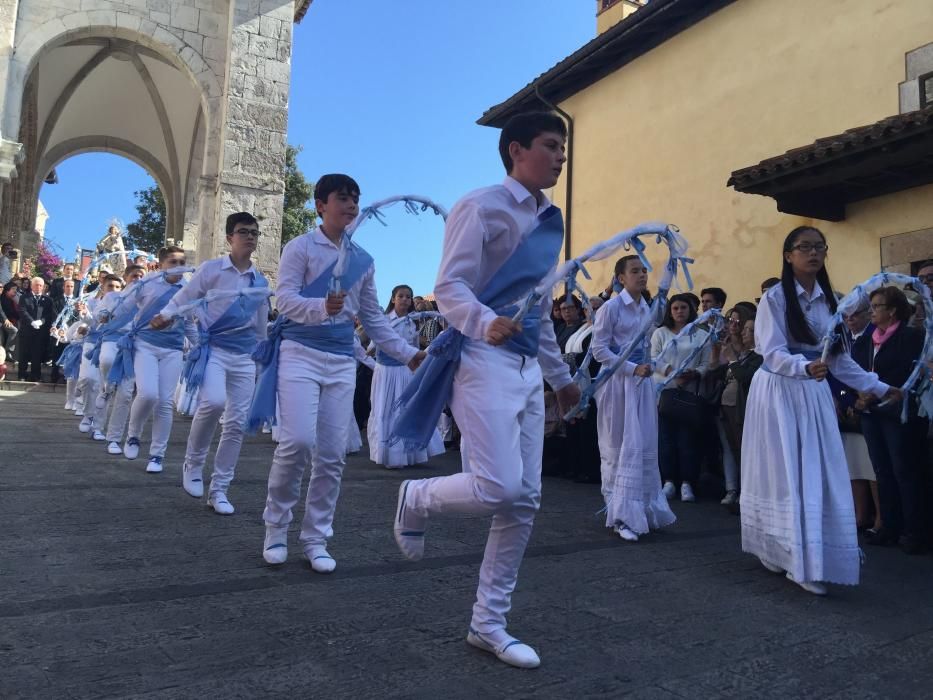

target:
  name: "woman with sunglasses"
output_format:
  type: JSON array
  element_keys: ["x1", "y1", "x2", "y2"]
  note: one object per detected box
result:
[{"x1": 740, "y1": 226, "x2": 902, "y2": 595}]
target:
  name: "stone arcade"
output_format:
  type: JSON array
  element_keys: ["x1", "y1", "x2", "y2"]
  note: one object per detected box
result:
[{"x1": 0, "y1": 0, "x2": 314, "y2": 275}]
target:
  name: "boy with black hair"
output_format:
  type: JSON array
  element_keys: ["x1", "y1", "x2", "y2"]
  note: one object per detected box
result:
[
  {"x1": 256, "y1": 174, "x2": 424, "y2": 572},
  {"x1": 391, "y1": 112, "x2": 580, "y2": 668},
  {"x1": 153, "y1": 212, "x2": 269, "y2": 515},
  {"x1": 116, "y1": 246, "x2": 196, "y2": 473},
  {"x1": 700, "y1": 287, "x2": 727, "y2": 313}
]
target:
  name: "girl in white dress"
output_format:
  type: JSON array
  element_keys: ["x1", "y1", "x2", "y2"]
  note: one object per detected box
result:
[
  {"x1": 740, "y1": 226, "x2": 900, "y2": 595},
  {"x1": 368, "y1": 285, "x2": 444, "y2": 468},
  {"x1": 592, "y1": 255, "x2": 676, "y2": 541}
]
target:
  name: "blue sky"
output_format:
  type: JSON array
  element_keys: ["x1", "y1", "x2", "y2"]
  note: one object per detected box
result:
[{"x1": 39, "y1": 1, "x2": 593, "y2": 302}]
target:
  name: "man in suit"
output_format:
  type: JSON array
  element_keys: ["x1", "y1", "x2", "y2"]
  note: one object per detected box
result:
[
  {"x1": 48, "y1": 263, "x2": 83, "y2": 301},
  {"x1": 18, "y1": 277, "x2": 55, "y2": 381}
]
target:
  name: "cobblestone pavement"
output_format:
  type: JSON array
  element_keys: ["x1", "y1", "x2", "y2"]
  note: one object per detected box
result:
[{"x1": 2, "y1": 387, "x2": 932, "y2": 699}]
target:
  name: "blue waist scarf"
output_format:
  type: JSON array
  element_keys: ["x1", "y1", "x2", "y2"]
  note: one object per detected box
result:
[
  {"x1": 57, "y1": 342, "x2": 84, "y2": 380},
  {"x1": 108, "y1": 284, "x2": 182, "y2": 385},
  {"x1": 246, "y1": 239, "x2": 373, "y2": 432},
  {"x1": 759, "y1": 346, "x2": 823, "y2": 378},
  {"x1": 391, "y1": 205, "x2": 564, "y2": 450},
  {"x1": 86, "y1": 303, "x2": 138, "y2": 367},
  {"x1": 376, "y1": 349, "x2": 406, "y2": 367},
  {"x1": 180, "y1": 277, "x2": 268, "y2": 396}
]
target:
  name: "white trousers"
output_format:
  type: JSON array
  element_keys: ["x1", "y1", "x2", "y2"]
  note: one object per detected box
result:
[
  {"x1": 263, "y1": 340, "x2": 355, "y2": 550},
  {"x1": 76, "y1": 341, "x2": 100, "y2": 417},
  {"x1": 405, "y1": 341, "x2": 544, "y2": 635},
  {"x1": 185, "y1": 347, "x2": 256, "y2": 496},
  {"x1": 65, "y1": 377, "x2": 77, "y2": 406},
  {"x1": 98, "y1": 340, "x2": 135, "y2": 443},
  {"x1": 127, "y1": 339, "x2": 183, "y2": 458}
]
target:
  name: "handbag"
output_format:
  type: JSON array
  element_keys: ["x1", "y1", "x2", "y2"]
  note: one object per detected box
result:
[{"x1": 658, "y1": 379, "x2": 712, "y2": 428}]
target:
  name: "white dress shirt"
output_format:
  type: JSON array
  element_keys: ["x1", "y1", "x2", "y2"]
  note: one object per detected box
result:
[
  {"x1": 756, "y1": 280, "x2": 887, "y2": 396},
  {"x1": 161, "y1": 255, "x2": 268, "y2": 342},
  {"x1": 276, "y1": 227, "x2": 417, "y2": 364},
  {"x1": 650, "y1": 324, "x2": 711, "y2": 386},
  {"x1": 117, "y1": 271, "x2": 198, "y2": 344},
  {"x1": 433, "y1": 176, "x2": 571, "y2": 391},
  {"x1": 591, "y1": 288, "x2": 652, "y2": 377}
]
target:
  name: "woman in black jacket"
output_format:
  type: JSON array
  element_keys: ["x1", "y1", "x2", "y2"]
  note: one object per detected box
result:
[
  {"x1": 1, "y1": 280, "x2": 20, "y2": 360},
  {"x1": 854, "y1": 286, "x2": 928, "y2": 554}
]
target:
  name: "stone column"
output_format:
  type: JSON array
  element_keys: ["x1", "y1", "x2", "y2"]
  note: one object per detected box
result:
[{"x1": 210, "y1": 0, "x2": 292, "y2": 279}]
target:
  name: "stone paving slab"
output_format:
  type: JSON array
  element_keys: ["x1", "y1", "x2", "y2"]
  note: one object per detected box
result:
[{"x1": 1, "y1": 388, "x2": 932, "y2": 699}]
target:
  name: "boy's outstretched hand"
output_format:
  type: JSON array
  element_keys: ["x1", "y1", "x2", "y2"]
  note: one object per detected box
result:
[
  {"x1": 485, "y1": 316, "x2": 521, "y2": 346},
  {"x1": 407, "y1": 350, "x2": 427, "y2": 371},
  {"x1": 325, "y1": 292, "x2": 347, "y2": 316},
  {"x1": 556, "y1": 382, "x2": 582, "y2": 421}
]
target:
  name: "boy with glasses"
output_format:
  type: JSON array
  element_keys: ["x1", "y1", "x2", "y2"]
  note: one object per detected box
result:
[{"x1": 153, "y1": 213, "x2": 269, "y2": 515}]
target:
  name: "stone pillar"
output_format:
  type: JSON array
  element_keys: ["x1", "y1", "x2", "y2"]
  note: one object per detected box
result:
[
  {"x1": 0, "y1": 138, "x2": 23, "y2": 233},
  {"x1": 210, "y1": 0, "x2": 292, "y2": 280}
]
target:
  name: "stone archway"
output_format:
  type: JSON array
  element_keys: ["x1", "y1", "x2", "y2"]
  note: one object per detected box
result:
[{"x1": 0, "y1": 1, "x2": 303, "y2": 277}]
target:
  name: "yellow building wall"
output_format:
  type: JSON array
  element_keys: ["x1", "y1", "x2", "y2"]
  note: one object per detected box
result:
[
  {"x1": 555, "y1": 0, "x2": 933, "y2": 304},
  {"x1": 596, "y1": 1, "x2": 643, "y2": 35}
]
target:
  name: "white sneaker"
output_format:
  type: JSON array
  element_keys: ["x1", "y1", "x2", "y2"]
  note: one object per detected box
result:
[
  {"x1": 74, "y1": 408, "x2": 84, "y2": 417},
  {"x1": 64, "y1": 401, "x2": 74, "y2": 411},
  {"x1": 393, "y1": 480, "x2": 426, "y2": 561},
  {"x1": 680, "y1": 483, "x2": 696, "y2": 502},
  {"x1": 759, "y1": 557, "x2": 784, "y2": 574},
  {"x1": 306, "y1": 546, "x2": 336, "y2": 574},
  {"x1": 263, "y1": 525, "x2": 288, "y2": 565},
  {"x1": 208, "y1": 492, "x2": 234, "y2": 515},
  {"x1": 107, "y1": 441, "x2": 122, "y2": 455},
  {"x1": 786, "y1": 572, "x2": 827, "y2": 596},
  {"x1": 182, "y1": 465, "x2": 204, "y2": 498},
  {"x1": 78, "y1": 416, "x2": 93, "y2": 433},
  {"x1": 466, "y1": 628, "x2": 540, "y2": 669},
  {"x1": 720, "y1": 490, "x2": 739, "y2": 506},
  {"x1": 124, "y1": 437, "x2": 140, "y2": 460},
  {"x1": 662, "y1": 481, "x2": 676, "y2": 499},
  {"x1": 95, "y1": 390, "x2": 109, "y2": 410},
  {"x1": 92, "y1": 429, "x2": 106, "y2": 441},
  {"x1": 146, "y1": 455, "x2": 163, "y2": 473},
  {"x1": 616, "y1": 524, "x2": 639, "y2": 542}
]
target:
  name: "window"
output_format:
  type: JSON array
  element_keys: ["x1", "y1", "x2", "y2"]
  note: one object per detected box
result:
[{"x1": 921, "y1": 72, "x2": 933, "y2": 108}]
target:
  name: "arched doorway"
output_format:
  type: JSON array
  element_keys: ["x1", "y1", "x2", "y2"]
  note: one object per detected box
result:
[
  {"x1": 0, "y1": 2, "x2": 299, "y2": 278},
  {"x1": 39, "y1": 152, "x2": 167, "y2": 263}
]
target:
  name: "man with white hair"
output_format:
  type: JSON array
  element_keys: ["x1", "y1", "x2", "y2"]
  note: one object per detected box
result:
[{"x1": 17, "y1": 276, "x2": 54, "y2": 381}]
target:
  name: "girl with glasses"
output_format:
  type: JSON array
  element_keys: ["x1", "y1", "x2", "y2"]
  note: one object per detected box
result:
[{"x1": 740, "y1": 226, "x2": 902, "y2": 595}]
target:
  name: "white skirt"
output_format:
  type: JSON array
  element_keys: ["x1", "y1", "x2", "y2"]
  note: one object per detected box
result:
[
  {"x1": 346, "y1": 416, "x2": 362, "y2": 454},
  {"x1": 841, "y1": 432, "x2": 875, "y2": 481},
  {"x1": 368, "y1": 362, "x2": 444, "y2": 468},
  {"x1": 740, "y1": 370, "x2": 860, "y2": 585},
  {"x1": 601, "y1": 372, "x2": 676, "y2": 533}
]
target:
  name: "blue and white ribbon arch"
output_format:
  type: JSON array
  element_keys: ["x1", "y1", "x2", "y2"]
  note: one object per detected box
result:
[
  {"x1": 329, "y1": 195, "x2": 448, "y2": 296},
  {"x1": 819, "y1": 272, "x2": 933, "y2": 422},
  {"x1": 561, "y1": 223, "x2": 694, "y2": 420}
]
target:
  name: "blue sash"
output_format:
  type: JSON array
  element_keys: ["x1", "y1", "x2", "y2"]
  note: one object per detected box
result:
[
  {"x1": 57, "y1": 342, "x2": 84, "y2": 379},
  {"x1": 85, "y1": 302, "x2": 138, "y2": 367},
  {"x1": 759, "y1": 346, "x2": 823, "y2": 378},
  {"x1": 180, "y1": 275, "x2": 269, "y2": 395},
  {"x1": 108, "y1": 285, "x2": 181, "y2": 385},
  {"x1": 376, "y1": 349, "x2": 406, "y2": 367},
  {"x1": 246, "y1": 237, "x2": 373, "y2": 432},
  {"x1": 391, "y1": 205, "x2": 564, "y2": 449}
]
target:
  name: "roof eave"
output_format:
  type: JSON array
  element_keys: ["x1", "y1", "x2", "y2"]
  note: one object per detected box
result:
[{"x1": 477, "y1": 0, "x2": 736, "y2": 128}]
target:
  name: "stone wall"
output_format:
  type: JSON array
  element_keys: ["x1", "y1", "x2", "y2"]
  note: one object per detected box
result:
[{"x1": 0, "y1": 0, "x2": 294, "y2": 276}]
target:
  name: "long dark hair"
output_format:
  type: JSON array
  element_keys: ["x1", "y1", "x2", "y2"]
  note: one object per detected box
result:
[
  {"x1": 780, "y1": 226, "x2": 836, "y2": 345},
  {"x1": 661, "y1": 293, "x2": 698, "y2": 329},
  {"x1": 385, "y1": 284, "x2": 414, "y2": 315}
]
